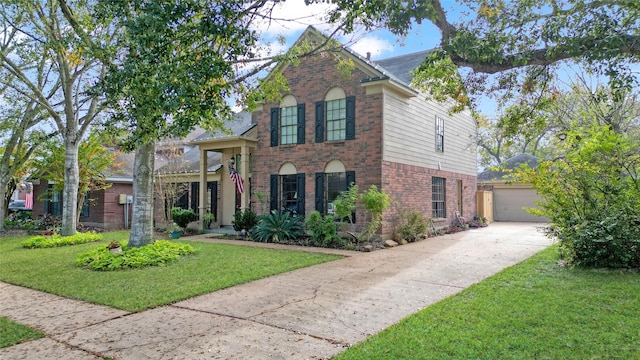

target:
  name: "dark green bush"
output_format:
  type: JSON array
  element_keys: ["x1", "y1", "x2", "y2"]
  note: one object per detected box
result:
[
  {"x1": 76, "y1": 240, "x2": 197, "y2": 271},
  {"x1": 559, "y1": 208, "x2": 640, "y2": 268},
  {"x1": 171, "y1": 207, "x2": 198, "y2": 229},
  {"x1": 251, "y1": 210, "x2": 304, "y2": 243},
  {"x1": 394, "y1": 210, "x2": 427, "y2": 242},
  {"x1": 232, "y1": 209, "x2": 258, "y2": 232},
  {"x1": 305, "y1": 210, "x2": 345, "y2": 248}
]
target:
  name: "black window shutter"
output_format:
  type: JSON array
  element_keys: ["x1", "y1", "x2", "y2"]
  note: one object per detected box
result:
[
  {"x1": 315, "y1": 172, "x2": 325, "y2": 213},
  {"x1": 297, "y1": 103, "x2": 305, "y2": 144},
  {"x1": 270, "y1": 174, "x2": 278, "y2": 211},
  {"x1": 345, "y1": 96, "x2": 356, "y2": 140},
  {"x1": 315, "y1": 101, "x2": 324, "y2": 143},
  {"x1": 208, "y1": 181, "x2": 218, "y2": 219},
  {"x1": 346, "y1": 171, "x2": 356, "y2": 222},
  {"x1": 191, "y1": 182, "x2": 199, "y2": 212},
  {"x1": 296, "y1": 173, "x2": 305, "y2": 215},
  {"x1": 270, "y1": 108, "x2": 279, "y2": 147}
]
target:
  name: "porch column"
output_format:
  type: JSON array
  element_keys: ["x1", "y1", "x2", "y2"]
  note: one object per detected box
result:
[
  {"x1": 240, "y1": 145, "x2": 249, "y2": 210},
  {"x1": 199, "y1": 148, "x2": 207, "y2": 231}
]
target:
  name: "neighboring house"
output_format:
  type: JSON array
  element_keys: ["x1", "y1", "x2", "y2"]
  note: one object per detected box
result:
[
  {"x1": 31, "y1": 151, "x2": 138, "y2": 230},
  {"x1": 193, "y1": 26, "x2": 477, "y2": 236},
  {"x1": 477, "y1": 153, "x2": 548, "y2": 222}
]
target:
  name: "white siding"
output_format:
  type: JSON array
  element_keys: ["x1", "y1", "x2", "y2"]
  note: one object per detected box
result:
[{"x1": 382, "y1": 88, "x2": 477, "y2": 176}]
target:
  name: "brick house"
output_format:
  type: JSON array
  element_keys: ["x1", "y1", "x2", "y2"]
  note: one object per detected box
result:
[
  {"x1": 30, "y1": 151, "x2": 137, "y2": 230},
  {"x1": 194, "y1": 26, "x2": 477, "y2": 237}
]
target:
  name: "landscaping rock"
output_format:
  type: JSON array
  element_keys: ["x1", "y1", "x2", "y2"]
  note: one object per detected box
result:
[
  {"x1": 363, "y1": 245, "x2": 374, "y2": 252},
  {"x1": 398, "y1": 239, "x2": 408, "y2": 245},
  {"x1": 384, "y1": 240, "x2": 398, "y2": 248},
  {"x1": 417, "y1": 233, "x2": 428, "y2": 240}
]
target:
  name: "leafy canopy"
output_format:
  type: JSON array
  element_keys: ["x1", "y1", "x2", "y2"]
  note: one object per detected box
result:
[{"x1": 322, "y1": 0, "x2": 640, "y2": 111}]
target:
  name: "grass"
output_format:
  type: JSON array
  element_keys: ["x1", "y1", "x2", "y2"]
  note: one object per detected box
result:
[
  {"x1": 0, "y1": 317, "x2": 44, "y2": 348},
  {"x1": 0, "y1": 231, "x2": 341, "y2": 312},
  {"x1": 335, "y1": 245, "x2": 640, "y2": 360}
]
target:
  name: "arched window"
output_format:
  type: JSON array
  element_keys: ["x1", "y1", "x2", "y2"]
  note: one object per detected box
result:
[
  {"x1": 270, "y1": 95, "x2": 305, "y2": 146},
  {"x1": 314, "y1": 160, "x2": 355, "y2": 216},
  {"x1": 325, "y1": 88, "x2": 347, "y2": 141},
  {"x1": 315, "y1": 88, "x2": 355, "y2": 143},
  {"x1": 270, "y1": 162, "x2": 305, "y2": 215}
]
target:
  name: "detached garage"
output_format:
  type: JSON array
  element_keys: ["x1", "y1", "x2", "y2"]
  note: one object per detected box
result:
[
  {"x1": 478, "y1": 154, "x2": 548, "y2": 223},
  {"x1": 492, "y1": 184, "x2": 547, "y2": 222}
]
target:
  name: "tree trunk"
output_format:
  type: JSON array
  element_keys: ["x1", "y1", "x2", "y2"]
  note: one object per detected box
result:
[
  {"x1": 60, "y1": 140, "x2": 79, "y2": 236},
  {"x1": 0, "y1": 173, "x2": 9, "y2": 232},
  {"x1": 129, "y1": 142, "x2": 156, "y2": 247}
]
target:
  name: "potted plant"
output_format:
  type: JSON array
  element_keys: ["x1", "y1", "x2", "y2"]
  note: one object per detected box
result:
[
  {"x1": 167, "y1": 223, "x2": 183, "y2": 239},
  {"x1": 203, "y1": 212, "x2": 215, "y2": 229},
  {"x1": 106, "y1": 241, "x2": 122, "y2": 254}
]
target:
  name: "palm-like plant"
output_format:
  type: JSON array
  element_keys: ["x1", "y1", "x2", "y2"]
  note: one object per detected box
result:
[{"x1": 251, "y1": 210, "x2": 304, "y2": 243}]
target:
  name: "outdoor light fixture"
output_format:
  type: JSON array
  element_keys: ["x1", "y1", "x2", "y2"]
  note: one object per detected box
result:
[{"x1": 229, "y1": 157, "x2": 235, "y2": 166}]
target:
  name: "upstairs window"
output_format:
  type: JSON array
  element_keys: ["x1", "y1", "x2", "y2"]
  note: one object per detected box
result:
[
  {"x1": 326, "y1": 98, "x2": 347, "y2": 141},
  {"x1": 315, "y1": 88, "x2": 355, "y2": 142},
  {"x1": 280, "y1": 106, "x2": 298, "y2": 145},
  {"x1": 435, "y1": 116, "x2": 444, "y2": 152},
  {"x1": 270, "y1": 95, "x2": 305, "y2": 146}
]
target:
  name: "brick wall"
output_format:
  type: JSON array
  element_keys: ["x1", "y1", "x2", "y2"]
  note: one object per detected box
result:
[
  {"x1": 30, "y1": 179, "x2": 133, "y2": 230},
  {"x1": 382, "y1": 160, "x2": 477, "y2": 234},
  {"x1": 251, "y1": 53, "x2": 384, "y2": 224}
]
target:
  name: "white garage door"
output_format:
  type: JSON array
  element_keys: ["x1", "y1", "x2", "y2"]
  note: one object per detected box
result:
[{"x1": 494, "y1": 187, "x2": 548, "y2": 222}]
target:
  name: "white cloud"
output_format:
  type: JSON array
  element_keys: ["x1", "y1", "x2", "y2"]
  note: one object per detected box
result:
[{"x1": 345, "y1": 36, "x2": 395, "y2": 59}]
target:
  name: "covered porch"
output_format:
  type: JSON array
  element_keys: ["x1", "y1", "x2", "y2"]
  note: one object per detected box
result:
[{"x1": 191, "y1": 136, "x2": 257, "y2": 230}]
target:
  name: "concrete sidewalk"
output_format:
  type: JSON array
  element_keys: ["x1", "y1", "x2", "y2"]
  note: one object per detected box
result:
[{"x1": 0, "y1": 222, "x2": 552, "y2": 359}]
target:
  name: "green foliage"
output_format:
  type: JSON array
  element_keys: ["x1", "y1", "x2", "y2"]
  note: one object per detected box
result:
[
  {"x1": 517, "y1": 124, "x2": 640, "y2": 268},
  {"x1": 171, "y1": 207, "x2": 198, "y2": 229},
  {"x1": 22, "y1": 232, "x2": 102, "y2": 249},
  {"x1": 394, "y1": 210, "x2": 428, "y2": 242},
  {"x1": 305, "y1": 211, "x2": 345, "y2": 248},
  {"x1": 232, "y1": 209, "x2": 258, "y2": 232},
  {"x1": 360, "y1": 185, "x2": 391, "y2": 241},
  {"x1": 76, "y1": 240, "x2": 197, "y2": 271},
  {"x1": 0, "y1": 317, "x2": 44, "y2": 349},
  {"x1": 327, "y1": 0, "x2": 639, "y2": 113},
  {"x1": 251, "y1": 210, "x2": 304, "y2": 243},
  {"x1": 333, "y1": 183, "x2": 358, "y2": 224},
  {"x1": 335, "y1": 184, "x2": 390, "y2": 242}
]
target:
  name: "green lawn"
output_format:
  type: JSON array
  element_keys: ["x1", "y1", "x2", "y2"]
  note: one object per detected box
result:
[
  {"x1": 0, "y1": 231, "x2": 341, "y2": 312},
  {"x1": 335, "y1": 245, "x2": 640, "y2": 360},
  {"x1": 0, "y1": 317, "x2": 43, "y2": 348}
]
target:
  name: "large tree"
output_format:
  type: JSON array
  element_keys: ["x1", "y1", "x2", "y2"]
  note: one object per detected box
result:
[
  {"x1": 96, "y1": 0, "x2": 331, "y2": 246},
  {"x1": 324, "y1": 0, "x2": 639, "y2": 114},
  {"x1": 1, "y1": 0, "x2": 116, "y2": 236}
]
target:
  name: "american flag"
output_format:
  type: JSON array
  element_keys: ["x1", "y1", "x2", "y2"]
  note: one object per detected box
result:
[
  {"x1": 25, "y1": 182, "x2": 33, "y2": 209},
  {"x1": 229, "y1": 165, "x2": 244, "y2": 194}
]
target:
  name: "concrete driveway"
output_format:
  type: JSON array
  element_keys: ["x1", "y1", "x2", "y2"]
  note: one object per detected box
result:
[{"x1": 0, "y1": 222, "x2": 552, "y2": 359}]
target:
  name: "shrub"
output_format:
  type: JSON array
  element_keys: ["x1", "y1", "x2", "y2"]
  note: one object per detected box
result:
[
  {"x1": 38, "y1": 214, "x2": 61, "y2": 231},
  {"x1": 251, "y1": 210, "x2": 304, "y2": 243},
  {"x1": 22, "y1": 232, "x2": 102, "y2": 248},
  {"x1": 171, "y1": 207, "x2": 198, "y2": 229},
  {"x1": 232, "y1": 209, "x2": 258, "y2": 232},
  {"x1": 468, "y1": 215, "x2": 488, "y2": 228},
  {"x1": 305, "y1": 211, "x2": 345, "y2": 248},
  {"x1": 76, "y1": 240, "x2": 197, "y2": 271},
  {"x1": 517, "y1": 124, "x2": 640, "y2": 268},
  {"x1": 394, "y1": 210, "x2": 427, "y2": 242},
  {"x1": 334, "y1": 184, "x2": 390, "y2": 242}
]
